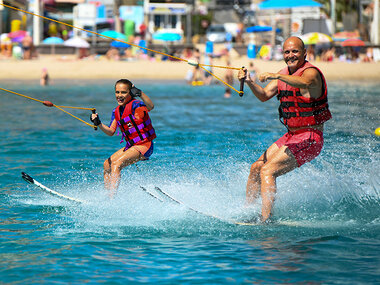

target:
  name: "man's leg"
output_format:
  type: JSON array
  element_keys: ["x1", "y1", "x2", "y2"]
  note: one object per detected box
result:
[
  {"x1": 260, "y1": 146, "x2": 298, "y2": 221},
  {"x1": 246, "y1": 142, "x2": 281, "y2": 204},
  {"x1": 103, "y1": 147, "x2": 144, "y2": 197}
]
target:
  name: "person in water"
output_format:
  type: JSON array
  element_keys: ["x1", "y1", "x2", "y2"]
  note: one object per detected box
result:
[
  {"x1": 91, "y1": 79, "x2": 156, "y2": 196},
  {"x1": 238, "y1": 37, "x2": 332, "y2": 222},
  {"x1": 40, "y1": 68, "x2": 50, "y2": 86}
]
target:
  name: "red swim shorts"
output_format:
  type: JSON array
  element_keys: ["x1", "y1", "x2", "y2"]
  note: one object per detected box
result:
[{"x1": 275, "y1": 128, "x2": 324, "y2": 167}]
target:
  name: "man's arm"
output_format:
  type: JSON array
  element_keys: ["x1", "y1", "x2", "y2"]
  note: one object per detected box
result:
[
  {"x1": 238, "y1": 68, "x2": 278, "y2": 102},
  {"x1": 260, "y1": 68, "x2": 322, "y2": 99}
]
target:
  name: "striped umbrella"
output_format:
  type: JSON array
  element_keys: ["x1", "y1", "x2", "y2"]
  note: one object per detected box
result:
[
  {"x1": 341, "y1": 38, "x2": 365, "y2": 47},
  {"x1": 301, "y1": 32, "x2": 332, "y2": 45}
]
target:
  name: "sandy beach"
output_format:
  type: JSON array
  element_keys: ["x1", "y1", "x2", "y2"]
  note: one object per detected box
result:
[{"x1": 1, "y1": 54, "x2": 380, "y2": 82}]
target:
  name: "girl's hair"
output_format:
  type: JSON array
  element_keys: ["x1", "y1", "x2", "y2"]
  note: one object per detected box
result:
[{"x1": 115, "y1": 79, "x2": 132, "y2": 90}]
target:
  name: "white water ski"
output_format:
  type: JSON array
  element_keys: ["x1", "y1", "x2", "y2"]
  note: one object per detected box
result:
[
  {"x1": 139, "y1": 186, "x2": 164, "y2": 202},
  {"x1": 21, "y1": 172, "x2": 85, "y2": 204},
  {"x1": 153, "y1": 186, "x2": 260, "y2": 226}
]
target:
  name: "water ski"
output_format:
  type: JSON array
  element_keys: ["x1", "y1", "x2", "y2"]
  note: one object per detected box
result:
[
  {"x1": 141, "y1": 186, "x2": 261, "y2": 226},
  {"x1": 21, "y1": 172, "x2": 85, "y2": 204}
]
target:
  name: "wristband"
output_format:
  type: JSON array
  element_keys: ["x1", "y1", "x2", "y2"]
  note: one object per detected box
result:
[{"x1": 90, "y1": 114, "x2": 101, "y2": 126}]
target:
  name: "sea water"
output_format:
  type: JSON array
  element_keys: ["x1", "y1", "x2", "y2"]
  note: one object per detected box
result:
[{"x1": 0, "y1": 79, "x2": 379, "y2": 284}]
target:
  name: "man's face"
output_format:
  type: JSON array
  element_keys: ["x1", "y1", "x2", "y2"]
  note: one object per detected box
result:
[
  {"x1": 115, "y1": 83, "x2": 131, "y2": 106},
  {"x1": 283, "y1": 39, "x2": 306, "y2": 72}
]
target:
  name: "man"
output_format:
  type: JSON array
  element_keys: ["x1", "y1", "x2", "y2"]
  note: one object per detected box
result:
[
  {"x1": 21, "y1": 32, "x2": 33, "y2": 60},
  {"x1": 238, "y1": 37, "x2": 332, "y2": 222},
  {"x1": 91, "y1": 79, "x2": 156, "y2": 197}
]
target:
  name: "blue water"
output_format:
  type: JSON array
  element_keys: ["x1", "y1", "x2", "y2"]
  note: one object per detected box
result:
[{"x1": 1, "y1": 79, "x2": 379, "y2": 284}]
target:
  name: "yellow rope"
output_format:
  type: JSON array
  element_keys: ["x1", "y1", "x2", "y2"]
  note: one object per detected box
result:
[
  {"x1": 0, "y1": 87, "x2": 96, "y2": 129},
  {"x1": 198, "y1": 66, "x2": 243, "y2": 95},
  {"x1": 0, "y1": 87, "x2": 45, "y2": 104},
  {"x1": 200, "y1": 64, "x2": 241, "y2": 71},
  {"x1": 54, "y1": 105, "x2": 95, "y2": 111},
  {"x1": 0, "y1": 3, "x2": 243, "y2": 93},
  {"x1": 54, "y1": 105, "x2": 95, "y2": 128}
]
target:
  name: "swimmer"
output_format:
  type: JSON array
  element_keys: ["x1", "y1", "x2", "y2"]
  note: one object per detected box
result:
[
  {"x1": 90, "y1": 79, "x2": 156, "y2": 197},
  {"x1": 40, "y1": 68, "x2": 49, "y2": 86},
  {"x1": 238, "y1": 37, "x2": 332, "y2": 222}
]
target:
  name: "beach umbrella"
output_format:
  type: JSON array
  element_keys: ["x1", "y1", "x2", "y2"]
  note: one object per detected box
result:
[
  {"x1": 245, "y1": 26, "x2": 278, "y2": 46},
  {"x1": 301, "y1": 32, "x2": 332, "y2": 45},
  {"x1": 100, "y1": 30, "x2": 127, "y2": 41},
  {"x1": 8, "y1": 30, "x2": 28, "y2": 38},
  {"x1": 64, "y1": 37, "x2": 90, "y2": 48},
  {"x1": 110, "y1": 41, "x2": 130, "y2": 48},
  {"x1": 42, "y1": 37, "x2": 64, "y2": 45},
  {"x1": 42, "y1": 37, "x2": 64, "y2": 54},
  {"x1": 11, "y1": 36, "x2": 25, "y2": 43},
  {"x1": 333, "y1": 31, "x2": 360, "y2": 42},
  {"x1": 259, "y1": 0, "x2": 322, "y2": 9},
  {"x1": 152, "y1": 32, "x2": 182, "y2": 42},
  {"x1": 246, "y1": 26, "x2": 272, "y2": 33},
  {"x1": 341, "y1": 38, "x2": 365, "y2": 47}
]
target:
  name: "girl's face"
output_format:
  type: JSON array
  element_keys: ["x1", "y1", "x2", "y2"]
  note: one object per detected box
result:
[{"x1": 115, "y1": 83, "x2": 131, "y2": 106}]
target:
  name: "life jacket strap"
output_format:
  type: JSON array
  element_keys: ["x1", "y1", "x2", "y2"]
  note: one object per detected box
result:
[
  {"x1": 280, "y1": 106, "x2": 329, "y2": 119},
  {"x1": 119, "y1": 118, "x2": 152, "y2": 136},
  {"x1": 279, "y1": 97, "x2": 328, "y2": 109},
  {"x1": 124, "y1": 128, "x2": 156, "y2": 150}
]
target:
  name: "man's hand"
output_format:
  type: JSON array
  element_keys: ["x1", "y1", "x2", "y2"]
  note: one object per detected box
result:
[
  {"x1": 238, "y1": 67, "x2": 252, "y2": 83},
  {"x1": 90, "y1": 113, "x2": 101, "y2": 126},
  {"x1": 259, "y1": 72, "x2": 279, "y2": 82}
]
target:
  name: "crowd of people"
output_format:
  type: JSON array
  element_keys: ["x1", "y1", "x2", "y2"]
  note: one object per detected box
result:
[
  {"x1": 1, "y1": 22, "x2": 377, "y2": 65},
  {"x1": 306, "y1": 44, "x2": 376, "y2": 63}
]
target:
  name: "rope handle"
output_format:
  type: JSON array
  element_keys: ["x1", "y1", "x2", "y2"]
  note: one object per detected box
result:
[
  {"x1": 92, "y1": 109, "x2": 97, "y2": 131},
  {"x1": 239, "y1": 67, "x2": 246, "y2": 97}
]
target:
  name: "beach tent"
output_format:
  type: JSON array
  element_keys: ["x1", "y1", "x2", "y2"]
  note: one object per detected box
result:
[{"x1": 259, "y1": 0, "x2": 322, "y2": 9}]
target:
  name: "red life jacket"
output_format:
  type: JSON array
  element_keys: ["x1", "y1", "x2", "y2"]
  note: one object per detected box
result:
[
  {"x1": 277, "y1": 61, "x2": 332, "y2": 128},
  {"x1": 114, "y1": 99, "x2": 156, "y2": 150}
]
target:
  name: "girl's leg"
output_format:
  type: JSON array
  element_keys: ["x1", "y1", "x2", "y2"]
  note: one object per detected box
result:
[{"x1": 104, "y1": 147, "x2": 145, "y2": 197}]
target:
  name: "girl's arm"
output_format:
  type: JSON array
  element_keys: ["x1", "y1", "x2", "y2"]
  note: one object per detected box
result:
[
  {"x1": 139, "y1": 91, "x2": 154, "y2": 111},
  {"x1": 91, "y1": 113, "x2": 117, "y2": 136}
]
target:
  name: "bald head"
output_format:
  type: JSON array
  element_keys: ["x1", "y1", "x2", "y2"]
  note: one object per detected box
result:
[
  {"x1": 282, "y1": 37, "x2": 307, "y2": 72},
  {"x1": 283, "y1": 37, "x2": 305, "y2": 51}
]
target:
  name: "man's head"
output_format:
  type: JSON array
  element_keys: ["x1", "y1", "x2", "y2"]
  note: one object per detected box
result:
[
  {"x1": 114, "y1": 79, "x2": 133, "y2": 106},
  {"x1": 282, "y1": 37, "x2": 306, "y2": 73}
]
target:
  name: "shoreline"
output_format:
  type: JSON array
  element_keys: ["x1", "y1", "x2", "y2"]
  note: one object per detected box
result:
[{"x1": 1, "y1": 55, "x2": 380, "y2": 82}]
